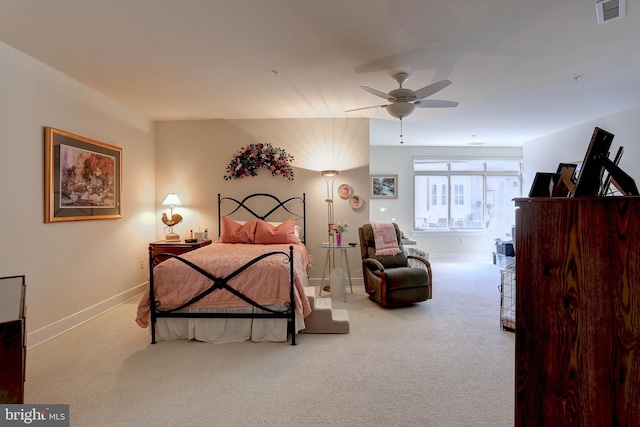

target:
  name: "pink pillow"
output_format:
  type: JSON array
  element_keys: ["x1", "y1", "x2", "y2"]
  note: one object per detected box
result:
[
  {"x1": 254, "y1": 218, "x2": 298, "y2": 244},
  {"x1": 218, "y1": 217, "x2": 258, "y2": 243}
]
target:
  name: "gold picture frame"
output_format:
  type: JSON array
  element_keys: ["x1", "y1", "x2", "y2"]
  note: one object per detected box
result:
[{"x1": 45, "y1": 127, "x2": 122, "y2": 222}]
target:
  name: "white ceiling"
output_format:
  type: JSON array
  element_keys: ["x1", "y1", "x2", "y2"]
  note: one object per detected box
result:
[{"x1": 1, "y1": 0, "x2": 639, "y2": 146}]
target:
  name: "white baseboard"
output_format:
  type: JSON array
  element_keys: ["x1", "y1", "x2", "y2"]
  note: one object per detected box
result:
[
  {"x1": 27, "y1": 282, "x2": 147, "y2": 349},
  {"x1": 428, "y1": 253, "x2": 491, "y2": 262},
  {"x1": 307, "y1": 277, "x2": 364, "y2": 287}
]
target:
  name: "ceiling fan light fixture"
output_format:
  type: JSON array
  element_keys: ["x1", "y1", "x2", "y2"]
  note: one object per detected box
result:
[
  {"x1": 348, "y1": 73, "x2": 457, "y2": 143},
  {"x1": 386, "y1": 102, "x2": 416, "y2": 119}
]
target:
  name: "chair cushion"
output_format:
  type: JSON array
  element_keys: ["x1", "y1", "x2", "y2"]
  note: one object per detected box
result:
[
  {"x1": 383, "y1": 267, "x2": 429, "y2": 290},
  {"x1": 366, "y1": 247, "x2": 408, "y2": 269}
]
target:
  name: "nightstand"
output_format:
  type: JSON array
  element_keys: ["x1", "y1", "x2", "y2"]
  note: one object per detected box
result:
[{"x1": 149, "y1": 239, "x2": 212, "y2": 265}]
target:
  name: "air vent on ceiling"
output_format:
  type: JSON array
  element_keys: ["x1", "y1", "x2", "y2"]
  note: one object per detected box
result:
[{"x1": 596, "y1": 0, "x2": 626, "y2": 24}]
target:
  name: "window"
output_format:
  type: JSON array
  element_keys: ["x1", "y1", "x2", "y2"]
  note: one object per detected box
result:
[
  {"x1": 414, "y1": 159, "x2": 522, "y2": 235},
  {"x1": 453, "y1": 183, "x2": 465, "y2": 205}
]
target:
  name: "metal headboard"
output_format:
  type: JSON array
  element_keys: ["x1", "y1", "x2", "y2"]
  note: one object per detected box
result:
[{"x1": 218, "y1": 193, "x2": 306, "y2": 244}]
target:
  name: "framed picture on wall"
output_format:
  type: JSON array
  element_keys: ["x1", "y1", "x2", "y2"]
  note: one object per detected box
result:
[
  {"x1": 370, "y1": 175, "x2": 398, "y2": 199},
  {"x1": 45, "y1": 127, "x2": 123, "y2": 223}
]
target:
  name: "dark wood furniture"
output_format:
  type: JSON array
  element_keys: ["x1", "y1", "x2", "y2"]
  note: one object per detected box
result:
[
  {"x1": 149, "y1": 239, "x2": 212, "y2": 265},
  {"x1": 514, "y1": 197, "x2": 640, "y2": 427},
  {"x1": 0, "y1": 275, "x2": 26, "y2": 404}
]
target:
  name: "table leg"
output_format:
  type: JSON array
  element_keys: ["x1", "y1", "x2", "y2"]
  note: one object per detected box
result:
[
  {"x1": 342, "y1": 249, "x2": 354, "y2": 295},
  {"x1": 319, "y1": 248, "x2": 330, "y2": 296}
]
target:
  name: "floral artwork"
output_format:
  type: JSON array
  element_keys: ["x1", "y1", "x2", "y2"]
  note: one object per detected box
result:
[
  {"x1": 60, "y1": 145, "x2": 116, "y2": 207},
  {"x1": 224, "y1": 143, "x2": 295, "y2": 181},
  {"x1": 45, "y1": 127, "x2": 122, "y2": 222},
  {"x1": 371, "y1": 175, "x2": 398, "y2": 198}
]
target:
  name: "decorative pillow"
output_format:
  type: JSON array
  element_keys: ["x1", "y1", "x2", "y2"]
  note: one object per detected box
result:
[
  {"x1": 237, "y1": 219, "x2": 301, "y2": 241},
  {"x1": 254, "y1": 218, "x2": 298, "y2": 244},
  {"x1": 218, "y1": 217, "x2": 258, "y2": 243},
  {"x1": 271, "y1": 222, "x2": 301, "y2": 241}
]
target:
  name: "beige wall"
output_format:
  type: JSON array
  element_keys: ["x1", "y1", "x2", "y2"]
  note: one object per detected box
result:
[
  {"x1": 155, "y1": 118, "x2": 370, "y2": 284},
  {"x1": 523, "y1": 105, "x2": 640, "y2": 192},
  {"x1": 0, "y1": 42, "x2": 156, "y2": 346}
]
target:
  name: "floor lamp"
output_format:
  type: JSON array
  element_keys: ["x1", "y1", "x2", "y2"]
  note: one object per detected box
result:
[
  {"x1": 321, "y1": 170, "x2": 338, "y2": 292},
  {"x1": 321, "y1": 170, "x2": 338, "y2": 243}
]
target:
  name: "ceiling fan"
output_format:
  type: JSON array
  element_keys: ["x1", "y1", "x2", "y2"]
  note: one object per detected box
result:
[{"x1": 346, "y1": 72, "x2": 459, "y2": 143}]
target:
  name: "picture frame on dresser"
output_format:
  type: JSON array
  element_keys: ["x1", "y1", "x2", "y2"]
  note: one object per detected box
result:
[
  {"x1": 44, "y1": 127, "x2": 123, "y2": 222},
  {"x1": 370, "y1": 175, "x2": 398, "y2": 199},
  {"x1": 572, "y1": 127, "x2": 638, "y2": 196}
]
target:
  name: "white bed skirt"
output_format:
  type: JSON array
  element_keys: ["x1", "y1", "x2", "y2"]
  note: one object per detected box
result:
[{"x1": 152, "y1": 305, "x2": 306, "y2": 343}]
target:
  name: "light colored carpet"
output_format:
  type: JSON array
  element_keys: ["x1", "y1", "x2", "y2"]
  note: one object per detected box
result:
[{"x1": 25, "y1": 261, "x2": 514, "y2": 426}]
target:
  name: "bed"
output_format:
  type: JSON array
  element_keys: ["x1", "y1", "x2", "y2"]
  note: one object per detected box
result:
[{"x1": 136, "y1": 193, "x2": 311, "y2": 345}]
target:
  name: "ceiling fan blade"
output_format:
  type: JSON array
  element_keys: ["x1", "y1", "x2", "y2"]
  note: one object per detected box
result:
[
  {"x1": 415, "y1": 99, "x2": 459, "y2": 108},
  {"x1": 413, "y1": 79, "x2": 452, "y2": 100},
  {"x1": 360, "y1": 86, "x2": 394, "y2": 101},
  {"x1": 345, "y1": 104, "x2": 388, "y2": 113}
]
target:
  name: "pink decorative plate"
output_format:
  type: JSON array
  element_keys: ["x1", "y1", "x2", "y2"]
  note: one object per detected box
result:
[
  {"x1": 350, "y1": 195, "x2": 363, "y2": 209},
  {"x1": 338, "y1": 184, "x2": 353, "y2": 199}
]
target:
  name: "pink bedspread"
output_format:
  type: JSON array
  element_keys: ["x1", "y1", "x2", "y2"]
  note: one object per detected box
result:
[{"x1": 136, "y1": 242, "x2": 312, "y2": 328}]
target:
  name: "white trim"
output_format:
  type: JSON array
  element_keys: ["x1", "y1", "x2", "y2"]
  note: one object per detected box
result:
[
  {"x1": 27, "y1": 282, "x2": 147, "y2": 349},
  {"x1": 428, "y1": 253, "x2": 491, "y2": 262},
  {"x1": 307, "y1": 277, "x2": 364, "y2": 287},
  {"x1": 412, "y1": 229, "x2": 489, "y2": 237},
  {"x1": 413, "y1": 156, "x2": 523, "y2": 163}
]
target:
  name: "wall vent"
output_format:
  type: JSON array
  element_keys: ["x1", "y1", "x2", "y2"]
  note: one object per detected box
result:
[{"x1": 596, "y1": 0, "x2": 626, "y2": 24}]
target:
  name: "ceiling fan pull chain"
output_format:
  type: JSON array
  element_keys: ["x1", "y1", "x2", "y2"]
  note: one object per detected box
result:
[{"x1": 399, "y1": 118, "x2": 404, "y2": 144}]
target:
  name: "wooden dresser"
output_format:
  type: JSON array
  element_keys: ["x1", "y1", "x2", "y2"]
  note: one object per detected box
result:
[
  {"x1": 0, "y1": 275, "x2": 26, "y2": 404},
  {"x1": 514, "y1": 197, "x2": 640, "y2": 426}
]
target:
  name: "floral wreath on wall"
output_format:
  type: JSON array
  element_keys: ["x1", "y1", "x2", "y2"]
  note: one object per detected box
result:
[{"x1": 224, "y1": 143, "x2": 295, "y2": 181}]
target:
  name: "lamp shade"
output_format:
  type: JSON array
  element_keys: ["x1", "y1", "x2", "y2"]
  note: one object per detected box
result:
[
  {"x1": 162, "y1": 193, "x2": 182, "y2": 207},
  {"x1": 386, "y1": 102, "x2": 416, "y2": 119}
]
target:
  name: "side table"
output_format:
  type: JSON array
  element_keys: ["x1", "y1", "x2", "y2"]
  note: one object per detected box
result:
[
  {"x1": 318, "y1": 243, "x2": 359, "y2": 302},
  {"x1": 149, "y1": 239, "x2": 212, "y2": 266}
]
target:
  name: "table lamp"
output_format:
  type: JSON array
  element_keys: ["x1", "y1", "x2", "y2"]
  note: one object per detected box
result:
[{"x1": 161, "y1": 193, "x2": 183, "y2": 242}]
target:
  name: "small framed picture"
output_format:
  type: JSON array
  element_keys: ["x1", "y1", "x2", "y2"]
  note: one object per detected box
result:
[{"x1": 370, "y1": 175, "x2": 398, "y2": 199}]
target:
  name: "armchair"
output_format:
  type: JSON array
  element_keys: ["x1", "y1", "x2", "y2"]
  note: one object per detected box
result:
[{"x1": 358, "y1": 223, "x2": 432, "y2": 307}]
